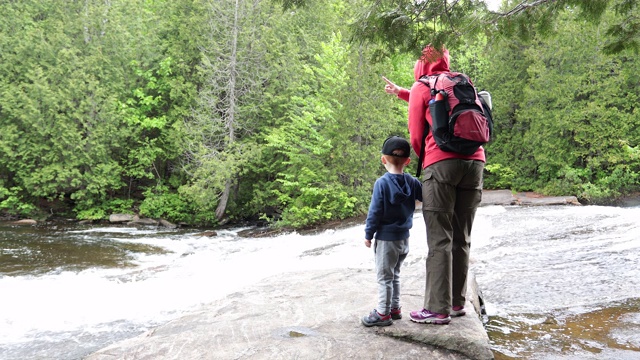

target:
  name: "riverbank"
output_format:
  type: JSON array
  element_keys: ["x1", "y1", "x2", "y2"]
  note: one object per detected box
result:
[
  {"x1": 239, "y1": 189, "x2": 582, "y2": 238},
  {"x1": 0, "y1": 190, "x2": 591, "y2": 236},
  {"x1": 0, "y1": 189, "x2": 583, "y2": 228}
]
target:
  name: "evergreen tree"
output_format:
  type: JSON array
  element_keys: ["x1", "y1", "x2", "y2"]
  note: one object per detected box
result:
[
  {"x1": 180, "y1": 0, "x2": 272, "y2": 224},
  {"x1": 483, "y1": 8, "x2": 640, "y2": 201}
]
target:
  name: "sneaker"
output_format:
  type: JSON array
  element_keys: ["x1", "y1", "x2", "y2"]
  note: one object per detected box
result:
[
  {"x1": 390, "y1": 307, "x2": 402, "y2": 320},
  {"x1": 409, "y1": 309, "x2": 451, "y2": 325},
  {"x1": 361, "y1": 309, "x2": 392, "y2": 327},
  {"x1": 451, "y1": 306, "x2": 466, "y2": 317}
]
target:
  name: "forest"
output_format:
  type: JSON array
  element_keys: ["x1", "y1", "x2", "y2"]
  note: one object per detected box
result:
[{"x1": 1, "y1": 0, "x2": 639, "y2": 228}]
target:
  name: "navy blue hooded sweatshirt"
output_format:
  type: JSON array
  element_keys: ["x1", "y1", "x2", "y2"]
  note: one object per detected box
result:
[{"x1": 364, "y1": 172, "x2": 423, "y2": 241}]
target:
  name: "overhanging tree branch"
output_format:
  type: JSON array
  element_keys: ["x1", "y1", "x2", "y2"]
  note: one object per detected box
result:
[{"x1": 276, "y1": 0, "x2": 638, "y2": 55}]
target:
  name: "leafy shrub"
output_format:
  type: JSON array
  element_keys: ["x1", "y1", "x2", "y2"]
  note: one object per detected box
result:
[
  {"x1": 75, "y1": 198, "x2": 135, "y2": 220},
  {"x1": 579, "y1": 183, "x2": 616, "y2": 204},
  {"x1": 0, "y1": 186, "x2": 37, "y2": 216},
  {"x1": 275, "y1": 184, "x2": 358, "y2": 228},
  {"x1": 139, "y1": 186, "x2": 196, "y2": 223},
  {"x1": 484, "y1": 163, "x2": 516, "y2": 189}
]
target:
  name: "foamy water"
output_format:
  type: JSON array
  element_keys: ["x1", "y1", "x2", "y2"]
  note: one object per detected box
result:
[
  {"x1": 473, "y1": 205, "x2": 640, "y2": 315},
  {"x1": 0, "y1": 221, "x2": 385, "y2": 358},
  {"x1": 1, "y1": 204, "x2": 639, "y2": 359}
]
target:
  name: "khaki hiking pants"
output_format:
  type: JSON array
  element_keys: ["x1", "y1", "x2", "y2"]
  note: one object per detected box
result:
[{"x1": 421, "y1": 159, "x2": 483, "y2": 315}]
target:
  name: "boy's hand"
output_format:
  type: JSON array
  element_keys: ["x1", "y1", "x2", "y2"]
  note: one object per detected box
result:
[{"x1": 364, "y1": 239, "x2": 372, "y2": 248}]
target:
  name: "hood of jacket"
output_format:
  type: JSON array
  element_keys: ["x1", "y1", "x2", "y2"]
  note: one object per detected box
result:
[
  {"x1": 385, "y1": 173, "x2": 413, "y2": 205},
  {"x1": 413, "y1": 46, "x2": 450, "y2": 80}
]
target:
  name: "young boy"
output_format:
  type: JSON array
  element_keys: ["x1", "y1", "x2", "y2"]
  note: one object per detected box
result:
[{"x1": 361, "y1": 136, "x2": 423, "y2": 327}]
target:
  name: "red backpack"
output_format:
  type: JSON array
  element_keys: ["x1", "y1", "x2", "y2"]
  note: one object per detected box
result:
[{"x1": 415, "y1": 72, "x2": 493, "y2": 176}]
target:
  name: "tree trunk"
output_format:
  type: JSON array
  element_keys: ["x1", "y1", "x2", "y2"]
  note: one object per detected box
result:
[{"x1": 215, "y1": 0, "x2": 239, "y2": 221}]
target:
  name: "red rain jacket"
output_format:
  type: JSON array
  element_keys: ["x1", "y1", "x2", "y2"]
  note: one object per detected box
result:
[{"x1": 397, "y1": 48, "x2": 485, "y2": 169}]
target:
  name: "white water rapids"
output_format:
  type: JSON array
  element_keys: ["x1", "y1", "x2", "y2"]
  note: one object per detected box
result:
[{"x1": 1, "y1": 203, "x2": 639, "y2": 359}]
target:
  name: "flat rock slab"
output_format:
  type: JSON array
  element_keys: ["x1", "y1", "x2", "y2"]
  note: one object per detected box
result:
[
  {"x1": 10, "y1": 219, "x2": 37, "y2": 225},
  {"x1": 86, "y1": 266, "x2": 493, "y2": 360},
  {"x1": 481, "y1": 190, "x2": 580, "y2": 206},
  {"x1": 109, "y1": 214, "x2": 135, "y2": 223}
]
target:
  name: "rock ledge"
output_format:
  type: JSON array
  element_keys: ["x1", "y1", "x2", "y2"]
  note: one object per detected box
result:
[{"x1": 86, "y1": 267, "x2": 492, "y2": 360}]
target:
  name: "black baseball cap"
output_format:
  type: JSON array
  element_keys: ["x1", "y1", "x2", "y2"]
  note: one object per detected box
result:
[{"x1": 381, "y1": 136, "x2": 410, "y2": 158}]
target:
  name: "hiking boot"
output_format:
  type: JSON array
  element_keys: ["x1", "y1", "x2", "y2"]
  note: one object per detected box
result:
[
  {"x1": 390, "y1": 307, "x2": 402, "y2": 320},
  {"x1": 451, "y1": 306, "x2": 466, "y2": 317},
  {"x1": 409, "y1": 309, "x2": 451, "y2": 325},
  {"x1": 361, "y1": 309, "x2": 392, "y2": 327}
]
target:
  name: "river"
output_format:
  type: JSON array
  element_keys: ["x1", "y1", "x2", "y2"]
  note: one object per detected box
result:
[{"x1": 1, "y1": 203, "x2": 639, "y2": 359}]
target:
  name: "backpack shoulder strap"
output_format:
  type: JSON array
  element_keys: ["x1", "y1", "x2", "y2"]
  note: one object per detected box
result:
[
  {"x1": 414, "y1": 72, "x2": 452, "y2": 177},
  {"x1": 417, "y1": 75, "x2": 431, "y2": 90},
  {"x1": 418, "y1": 74, "x2": 441, "y2": 93},
  {"x1": 415, "y1": 75, "x2": 437, "y2": 178},
  {"x1": 416, "y1": 121, "x2": 430, "y2": 177}
]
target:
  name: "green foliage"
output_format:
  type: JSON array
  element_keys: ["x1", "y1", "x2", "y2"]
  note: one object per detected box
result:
[
  {"x1": 0, "y1": 1, "x2": 124, "y2": 206},
  {"x1": 262, "y1": 32, "x2": 345, "y2": 226},
  {"x1": 0, "y1": 186, "x2": 37, "y2": 216},
  {"x1": 260, "y1": 27, "x2": 401, "y2": 227},
  {"x1": 450, "y1": 33, "x2": 491, "y2": 86},
  {"x1": 579, "y1": 145, "x2": 640, "y2": 202},
  {"x1": 349, "y1": 0, "x2": 483, "y2": 58},
  {"x1": 342, "y1": 0, "x2": 640, "y2": 57},
  {"x1": 68, "y1": 161, "x2": 128, "y2": 215},
  {"x1": 138, "y1": 185, "x2": 194, "y2": 223},
  {"x1": 4, "y1": 0, "x2": 640, "y2": 231},
  {"x1": 75, "y1": 198, "x2": 135, "y2": 221},
  {"x1": 0, "y1": 0, "x2": 194, "y2": 221},
  {"x1": 499, "y1": 0, "x2": 640, "y2": 54},
  {"x1": 178, "y1": 140, "x2": 258, "y2": 225},
  {"x1": 275, "y1": 172, "x2": 358, "y2": 228},
  {"x1": 484, "y1": 164, "x2": 517, "y2": 189},
  {"x1": 483, "y1": 7, "x2": 640, "y2": 200},
  {"x1": 118, "y1": 57, "x2": 177, "y2": 181}
]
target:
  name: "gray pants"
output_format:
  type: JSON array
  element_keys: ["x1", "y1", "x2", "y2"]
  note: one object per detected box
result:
[
  {"x1": 375, "y1": 238, "x2": 409, "y2": 315},
  {"x1": 421, "y1": 159, "x2": 483, "y2": 315}
]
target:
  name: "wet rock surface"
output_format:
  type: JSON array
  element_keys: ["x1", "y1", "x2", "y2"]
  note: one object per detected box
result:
[{"x1": 86, "y1": 267, "x2": 492, "y2": 360}]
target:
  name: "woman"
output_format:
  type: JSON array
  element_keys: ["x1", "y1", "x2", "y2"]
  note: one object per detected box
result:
[{"x1": 384, "y1": 46, "x2": 485, "y2": 325}]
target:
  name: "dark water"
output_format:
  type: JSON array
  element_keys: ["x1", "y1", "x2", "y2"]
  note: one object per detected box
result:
[
  {"x1": 0, "y1": 224, "x2": 170, "y2": 276},
  {"x1": 1, "y1": 204, "x2": 639, "y2": 359}
]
